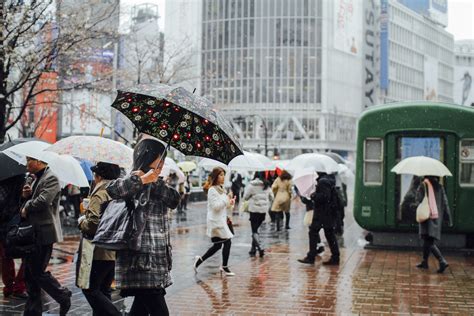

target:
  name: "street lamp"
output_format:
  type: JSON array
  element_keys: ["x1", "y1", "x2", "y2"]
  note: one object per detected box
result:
[{"x1": 234, "y1": 114, "x2": 268, "y2": 157}]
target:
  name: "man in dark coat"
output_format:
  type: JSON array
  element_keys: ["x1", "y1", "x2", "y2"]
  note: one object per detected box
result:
[
  {"x1": 298, "y1": 173, "x2": 340, "y2": 265},
  {"x1": 21, "y1": 157, "x2": 72, "y2": 316}
]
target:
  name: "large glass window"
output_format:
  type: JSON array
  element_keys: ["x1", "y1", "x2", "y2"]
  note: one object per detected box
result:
[
  {"x1": 460, "y1": 139, "x2": 474, "y2": 185},
  {"x1": 364, "y1": 138, "x2": 383, "y2": 185}
]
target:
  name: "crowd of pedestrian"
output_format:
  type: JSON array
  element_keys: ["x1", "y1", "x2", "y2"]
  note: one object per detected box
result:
[{"x1": 0, "y1": 135, "x2": 453, "y2": 315}]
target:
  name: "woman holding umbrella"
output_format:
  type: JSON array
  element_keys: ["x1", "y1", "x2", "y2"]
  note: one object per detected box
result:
[
  {"x1": 413, "y1": 176, "x2": 453, "y2": 273},
  {"x1": 193, "y1": 167, "x2": 236, "y2": 276},
  {"x1": 105, "y1": 139, "x2": 180, "y2": 315}
]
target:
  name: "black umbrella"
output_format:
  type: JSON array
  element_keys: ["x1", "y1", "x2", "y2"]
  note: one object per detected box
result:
[
  {"x1": 0, "y1": 138, "x2": 37, "y2": 182},
  {"x1": 111, "y1": 84, "x2": 243, "y2": 164}
]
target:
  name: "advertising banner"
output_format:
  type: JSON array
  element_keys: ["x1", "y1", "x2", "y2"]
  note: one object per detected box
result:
[
  {"x1": 61, "y1": 89, "x2": 112, "y2": 136},
  {"x1": 334, "y1": 0, "x2": 362, "y2": 56},
  {"x1": 424, "y1": 56, "x2": 439, "y2": 101},
  {"x1": 454, "y1": 65, "x2": 474, "y2": 106},
  {"x1": 362, "y1": 0, "x2": 379, "y2": 108}
]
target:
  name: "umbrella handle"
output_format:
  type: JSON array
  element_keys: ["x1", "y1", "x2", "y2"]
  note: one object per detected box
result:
[
  {"x1": 138, "y1": 146, "x2": 170, "y2": 207},
  {"x1": 138, "y1": 186, "x2": 151, "y2": 206}
]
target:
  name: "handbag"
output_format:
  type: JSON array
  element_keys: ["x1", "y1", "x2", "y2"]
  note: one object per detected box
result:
[
  {"x1": 416, "y1": 184, "x2": 430, "y2": 223},
  {"x1": 227, "y1": 217, "x2": 234, "y2": 234},
  {"x1": 239, "y1": 200, "x2": 249, "y2": 213},
  {"x1": 303, "y1": 210, "x2": 314, "y2": 226},
  {"x1": 5, "y1": 217, "x2": 38, "y2": 258},
  {"x1": 92, "y1": 199, "x2": 140, "y2": 250}
]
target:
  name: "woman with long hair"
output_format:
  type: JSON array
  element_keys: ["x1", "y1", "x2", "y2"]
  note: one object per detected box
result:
[
  {"x1": 415, "y1": 176, "x2": 452, "y2": 273},
  {"x1": 193, "y1": 167, "x2": 236, "y2": 276},
  {"x1": 106, "y1": 139, "x2": 181, "y2": 315},
  {"x1": 271, "y1": 170, "x2": 293, "y2": 231},
  {"x1": 243, "y1": 171, "x2": 273, "y2": 257}
]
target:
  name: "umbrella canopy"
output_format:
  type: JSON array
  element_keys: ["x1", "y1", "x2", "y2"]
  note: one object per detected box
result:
[
  {"x1": 0, "y1": 139, "x2": 36, "y2": 182},
  {"x1": 4, "y1": 141, "x2": 89, "y2": 187},
  {"x1": 161, "y1": 157, "x2": 186, "y2": 182},
  {"x1": 293, "y1": 168, "x2": 318, "y2": 198},
  {"x1": 391, "y1": 156, "x2": 452, "y2": 177},
  {"x1": 111, "y1": 84, "x2": 243, "y2": 164},
  {"x1": 322, "y1": 152, "x2": 346, "y2": 164},
  {"x1": 178, "y1": 161, "x2": 197, "y2": 172},
  {"x1": 228, "y1": 151, "x2": 273, "y2": 171},
  {"x1": 337, "y1": 163, "x2": 354, "y2": 184},
  {"x1": 286, "y1": 153, "x2": 340, "y2": 174},
  {"x1": 197, "y1": 157, "x2": 229, "y2": 171},
  {"x1": 79, "y1": 160, "x2": 94, "y2": 182},
  {"x1": 46, "y1": 136, "x2": 133, "y2": 168}
]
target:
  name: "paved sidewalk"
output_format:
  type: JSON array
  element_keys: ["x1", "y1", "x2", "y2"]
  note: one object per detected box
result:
[{"x1": 1, "y1": 200, "x2": 473, "y2": 315}]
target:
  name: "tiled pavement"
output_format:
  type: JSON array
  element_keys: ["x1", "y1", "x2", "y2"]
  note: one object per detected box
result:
[{"x1": 1, "y1": 199, "x2": 474, "y2": 315}]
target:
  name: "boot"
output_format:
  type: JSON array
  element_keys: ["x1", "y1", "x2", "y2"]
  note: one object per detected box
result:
[
  {"x1": 430, "y1": 245, "x2": 449, "y2": 273},
  {"x1": 249, "y1": 248, "x2": 256, "y2": 257},
  {"x1": 297, "y1": 256, "x2": 315, "y2": 264},
  {"x1": 416, "y1": 260, "x2": 429, "y2": 269},
  {"x1": 322, "y1": 256, "x2": 340, "y2": 265},
  {"x1": 285, "y1": 212, "x2": 291, "y2": 229},
  {"x1": 259, "y1": 249, "x2": 265, "y2": 257}
]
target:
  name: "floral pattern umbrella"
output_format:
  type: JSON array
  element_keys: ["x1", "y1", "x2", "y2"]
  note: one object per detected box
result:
[
  {"x1": 111, "y1": 84, "x2": 243, "y2": 164},
  {"x1": 46, "y1": 136, "x2": 133, "y2": 168}
]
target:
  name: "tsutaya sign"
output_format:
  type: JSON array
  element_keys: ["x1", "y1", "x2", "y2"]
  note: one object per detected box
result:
[{"x1": 362, "y1": 0, "x2": 380, "y2": 108}]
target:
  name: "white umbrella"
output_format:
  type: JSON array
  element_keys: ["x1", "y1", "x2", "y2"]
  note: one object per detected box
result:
[
  {"x1": 161, "y1": 157, "x2": 185, "y2": 182},
  {"x1": 4, "y1": 141, "x2": 89, "y2": 187},
  {"x1": 293, "y1": 168, "x2": 318, "y2": 198},
  {"x1": 198, "y1": 157, "x2": 229, "y2": 171},
  {"x1": 46, "y1": 136, "x2": 133, "y2": 168},
  {"x1": 286, "y1": 153, "x2": 340, "y2": 174},
  {"x1": 337, "y1": 163, "x2": 354, "y2": 184},
  {"x1": 3, "y1": 141, "x2": 50, "y2": 164},
  {"x1": 391, "y1": 156, "x2": 452, "y2": 177},
  {"x1": 228, "y1": 151, "x2": 273, "y2": 171}
]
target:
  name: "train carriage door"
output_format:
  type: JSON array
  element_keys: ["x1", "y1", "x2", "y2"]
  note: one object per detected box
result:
[{"x1": 386, "y1": 134, "x2": 456, "y2": 228}]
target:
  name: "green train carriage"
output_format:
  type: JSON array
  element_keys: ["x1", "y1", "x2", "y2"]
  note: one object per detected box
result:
[{"x1": 353, "y1": 102, "x2": 474, "y2": 248}]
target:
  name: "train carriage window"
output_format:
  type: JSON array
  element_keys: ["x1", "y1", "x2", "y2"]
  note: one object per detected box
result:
[
  {"x1": 460, "y1": 139, "x2": 474, "y2": 185},
  {"x1": 364, "y1": 138, "x2": 383, "y2": 185}
]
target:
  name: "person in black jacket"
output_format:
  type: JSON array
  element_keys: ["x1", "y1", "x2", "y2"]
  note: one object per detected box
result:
[
  {"x1": 0, "y1": 175, "x2": 27, "y2": 299},
  {"x1": 298, "y1": 173, "x2": 340, "y2": 265}
]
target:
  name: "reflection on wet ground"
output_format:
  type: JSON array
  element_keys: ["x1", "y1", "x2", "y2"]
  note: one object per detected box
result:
[{"x1": 1, "y1": 199, "x2": 473, "y2": 315}]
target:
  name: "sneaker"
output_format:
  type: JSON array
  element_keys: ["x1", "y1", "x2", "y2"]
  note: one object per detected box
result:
[
  {"x1": 193, "y1": 256, "x2": 203, "y2": 273},
  {"x1": 316, "y1": 246, "x2": 325, "y2": 255},
  {"x1": 220, "y1": 266, "x2": 235, "y2": 276},
  {"x1": 297, "y1": 257, "x2": 315, "y2": 264}
]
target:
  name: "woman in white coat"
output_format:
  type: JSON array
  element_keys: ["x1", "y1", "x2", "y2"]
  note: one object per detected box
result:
[
  {"x1": 243, "y1": 171, "x2": 273, "y2": 257},
  {"x1": 194, "y1": 167, "x2": 236, "y2": 276}
]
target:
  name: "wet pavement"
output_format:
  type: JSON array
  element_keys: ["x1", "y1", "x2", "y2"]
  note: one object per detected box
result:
[{"x1": 1, "y1": 198, "x2": 474, "y2": 315}]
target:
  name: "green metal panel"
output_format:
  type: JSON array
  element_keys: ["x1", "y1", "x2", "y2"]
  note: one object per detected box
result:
[{"x1": 354, "y1": 102, "x2": 474, "y2": 233}]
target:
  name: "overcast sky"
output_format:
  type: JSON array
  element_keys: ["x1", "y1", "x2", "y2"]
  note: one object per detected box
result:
[{"x1": 123, "y1": 0, "x2": 473, "y2": 40}]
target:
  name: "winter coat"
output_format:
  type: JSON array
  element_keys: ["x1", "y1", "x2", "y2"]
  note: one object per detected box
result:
[
  {"x1": 23, "y1": 167, "x2": 63, "y2": 245},
  {"x1": 206, "y1": 186, "x2": 234, "y2": 239},
  {"x1": 416, "y1": 180, "x2": 453, "y2": 241},
  {"x1": 79, "y1": 180, "x2": 115, "y2": 261},
  {"x1": 106, "y1": 175, "x2": 180, "y2": 290},
  {"x1": 243, "y1": 179, "x2": 273, "y2": 214},
  {"x1": 309, "y1": 175, "x2": 338, "y2": 228},
  {"x1": 0, "y1": 175, "x2": 24, "y2": 240},
  {"x1": 271, "y1": 178, "x2": 292, "y2": 212}
]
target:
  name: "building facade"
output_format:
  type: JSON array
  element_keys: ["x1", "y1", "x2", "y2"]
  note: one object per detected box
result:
[
  {"x1": 199, "y1": 0, "x2": 363, "y2": 158},
  {"x1": 375, "y1": 0, "x2": 454, "y2": 104},
  {"x1": 454, "y1": 40, "x2": 474, "y2": 107}
]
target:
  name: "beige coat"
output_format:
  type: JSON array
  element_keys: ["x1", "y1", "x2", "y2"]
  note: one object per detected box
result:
[
  {"x1": 79, "y1": 180, "x2": 115, "y2": 261},
  {"x1": 271, "y1": 178, "x2": 292, "y2": 212},
  {"x1": 76, "y1": 180, "x2": 115, "y2": 289}
]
